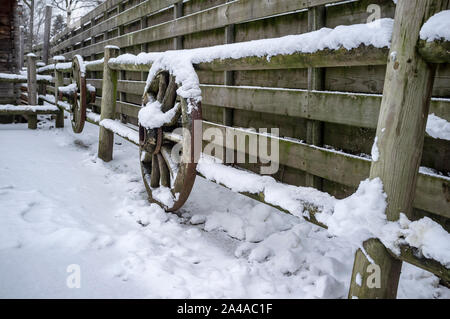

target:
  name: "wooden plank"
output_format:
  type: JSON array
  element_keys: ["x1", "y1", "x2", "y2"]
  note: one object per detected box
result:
[
  {"x1": 52, "y1": 0, "x2": 179, "y2": 54},
  {"x1": 42, "y1": 6, "x2": 52, "y2": 64},
  {"x1": 223, "y1": 0, "x2": 235, "y2": 127},
  {"x1": 88, "y1": 80, "x2": 450, "y2": 127},
  {"x1": 200, "y1": 85, "x2": 450, "y2": 127},
  {"x1": 349, "y1": 0, "x2": 449, "y2": 299},
  {"x1": 326, "y1": 0, "x2": 396, "y2": 29},
  {"x1": 305, "y1": 5, "x2": 325, "y2": 190},
  {"x1": 94, "y1": 95, "x2": 141, "y2": 119},
  {"x1": 418, "y1": 40, "x2": 450, "y2": 64},
  {"x1": 26, "y1": 54, "x2": 37, "y2": 129},
  {"x1": 202, "y1": 121, "x2": 449, "y2": 219},
  {"x1": 59, "y1": 0, "x2": 357, "y2": 58},
  {"x1": 98, "y1": 46, "x2": 119, "y2": 162},
  {"x1": 52, "y1": 0, "x2": 123, "y2": 45},
  {"x1": 196, "y1": 46, "x2": 390, "y2": 71},
  {"x1": 54, "y1": 66, "x2": 65, "y2": 128},
  {"x1": 0, "y1": 107, "x2": 60, "y2": 115},
  {"x1": 173, "y1": 1, "x2": 183, "y2": 49},
  {"x1": 108, "y1": 45, "x2": 390, "y2": 72}
]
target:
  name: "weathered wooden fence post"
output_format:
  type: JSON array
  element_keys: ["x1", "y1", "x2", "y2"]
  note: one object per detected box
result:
[
  {"x1": 348, "y1": 0, "x2": 447, "y2": 299},
  {"x1": 173, "y1": 1, "x2": 183, "y2": 50},
  {"x1": 305, "y1": 5, "x2": 325, "y2": 190},
  {"x1": 26, "y1": 53, "x2": 37, "y2": 129},
  {"x1": 223, "y1": 0, "x2": 235, "y2": 127},
  {"x1": 54, "y1": 57, "x2": 65, "y2": 128},
  {"x1": 140, "y1": 15, "x2": 148, "y2": 82},
  {"x1": 118, "y1": 5, "x2": 127, "y2": 124},
  {"x1": 98, "y1": 46, "x2": 119, "y2": 162},
  {"x1": 42, "y1": 6, "x2": 52, "y2": 66},
  {"x1": 39, "y1": 5, "x2": 52, "y2": 98}
]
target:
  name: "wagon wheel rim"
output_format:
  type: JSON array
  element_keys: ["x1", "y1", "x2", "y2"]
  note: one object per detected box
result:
[
  {"x1": 139, "y1": 70, "x2": 202, "y2": 212},
  {"x1": 71, "y1": 55, "x2": 86, "y2": 133}
]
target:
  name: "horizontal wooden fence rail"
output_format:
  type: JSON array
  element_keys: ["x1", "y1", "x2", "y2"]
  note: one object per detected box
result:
[
  {"x1": 0, "y1": 105, "x2": 60, "y2": 116},
  {"x1": 201, "y1": 85, "x2": 450, "y2": 127},
  {"x1": 418, "y1": 39, "x2": 450, "y2": 64},
  {"x1": 200, "y1": 121, "x2": 450, "y2": 219},
  {"x1": 52, "y1": 0, "x2": 180, "y2": 54},
  {"x1": 51, "y1": 0, "x2": 124, "y2": 45},
  {"x1": 85, "y1": 78, "x2": 450, "y2": 129},
  {"x1": 0, "y1": 75, "x2": 53, "y2": 85},
  {"x1": 48, "y1": 0, "x2": 450, "y2": 67},
  {"x1": 51, "y1": 0, "x2": 381, "y2": 59},
  {"x1": 105, "y1": 42, "x2": 449, "y2": 72}
]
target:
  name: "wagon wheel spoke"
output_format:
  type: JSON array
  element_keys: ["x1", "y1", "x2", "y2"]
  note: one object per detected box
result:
[
  {"x1": 157, "y1": 153, "x2": 170, "y2": 188},
  {"x1": 150, "y1": 154, "x2": 160, "y2": 188},
  {"x1": 156, "y1": 72, "x2": 169, "y2": 103},
  {"x1": 139, "y1": 69, "x2": 201, "y2": 212},
  {"x1": 160, "y1": 145, "x2": 178, "y2": 179},
  {"x1": 161, "y1": 75, "x2": 177, "y2": 112}
]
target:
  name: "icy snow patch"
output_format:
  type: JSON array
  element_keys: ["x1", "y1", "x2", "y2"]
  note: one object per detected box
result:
[
  {"x1": 138, "y1": 100, "x2": 179, "y2": 129},
  {"x1": 58, "y1": 83, "x2": 77, "y2": 94},
  {"x1": 426, "y1": 114, "x2": 450, "y2": 140},
  {"x1": 52, "y1": 55, "x2": 65, "y2": 61},
  {"x1": 371, "y1": 137, "x2": 380, "y2": 161},
  {"x1": 99, "y1": 119, "x2": 139, "y2": 144},
  {"x1": 317, "y1": 178, "x2": 450, "y2": 267},
  {"x1": 197, "y1": 155, "x2": 336, "y2": 218},
  {"x1": 420, "y1": 10, "x2": 450, "y2": 42}
]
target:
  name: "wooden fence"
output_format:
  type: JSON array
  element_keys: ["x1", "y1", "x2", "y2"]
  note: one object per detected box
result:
[{"x1": 24, "y1": 0, "x2": 450, "y2": 298}]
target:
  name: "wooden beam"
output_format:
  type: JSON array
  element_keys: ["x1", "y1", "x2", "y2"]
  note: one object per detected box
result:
[
  {"x1": 305, "y1": 5, "x2": 325, "y2": 190},
  {"x1": 0, "y1": 107, "x2": 60, "y2": 115},
  {"x1": 418, "y1": 39, "x2": 450, "y2": 64},
  {"x1": 54, "y1": 65, "x2": 65, "y2": 128},
  {"x1": 42, "y1": 6, "x2": 52, "y2": 64},
  {"x1": 26, "y1": 54, "x2": 37, "y2": 129},
  {"x1": 202, "y1": 121, "x2": 449, "y2": 219},
  {"x1": 52, "y1": 0, "x2": 179, "y2": 55},
  {"x1": 51, "y1": 0, "x2": 123, "y2": 45},
  {"x1": 58, "y1": 0, "x2": 366, "y2": 59},
  {"x1": 349, "y1": 0, "x2": 449, "y2": 300},
  {"x1": 98, "y1": 46, "x2": 119, "y2": 162},
  {"x1": 173, "y1": 1, "x2": 183, "y2": 50},
  {"x1": 107, "y1": 45, "x2": 390, "y2": 72},
  {"x1": 200, "y1": 85, "x2": 450, "y2": 127},
  {"x1": 196, "y1": 46, "x2": 390, "y2": 71},
  {"x1": 223, "y1": 0, "x2": 235, "y2": 128}
]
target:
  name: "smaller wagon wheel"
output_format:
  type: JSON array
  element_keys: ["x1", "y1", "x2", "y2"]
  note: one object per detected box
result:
[
  {"x1": 139, "y1": 71, "x2": 202, "y2": 212},
  {"x1": 70, "y1": 55, "x2": 87, "y2": 133}
]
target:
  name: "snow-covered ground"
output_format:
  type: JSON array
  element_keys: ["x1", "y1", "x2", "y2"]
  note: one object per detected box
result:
[{"x1": 0, "y1": 116, "x2": 448, "y2": 299}]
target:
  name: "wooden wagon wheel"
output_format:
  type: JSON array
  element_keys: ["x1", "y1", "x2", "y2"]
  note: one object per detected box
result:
[
  {"x1": 70, "y1": 55, "x2": 87, "y2": 133},
  {"x1": 139, "y1": 71, "x2": 202, "y2": 212}
]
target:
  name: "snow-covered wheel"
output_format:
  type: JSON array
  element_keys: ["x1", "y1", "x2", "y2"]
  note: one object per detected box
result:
[
  {"x1": 139, "y1": 71, "x2": 202, "y2": 212},
  {"x1": 70, "y1": 55, "x2": 88, "y2": 133},
  {"x1": 58, "y1": 55, "x2": 95, "y2": 133}
]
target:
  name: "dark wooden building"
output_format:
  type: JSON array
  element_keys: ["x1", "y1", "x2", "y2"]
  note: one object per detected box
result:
[{"x1": 0, "y1": 0, "x2": 21, "y2": 104}]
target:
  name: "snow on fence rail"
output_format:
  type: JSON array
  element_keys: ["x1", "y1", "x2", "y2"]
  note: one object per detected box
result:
[
  {"x1": 23, "y1": 0, "x2": 450, "y2": 299},
  {"x1": 0, "y1": 104, "x2": 60, "y2": 115}
]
